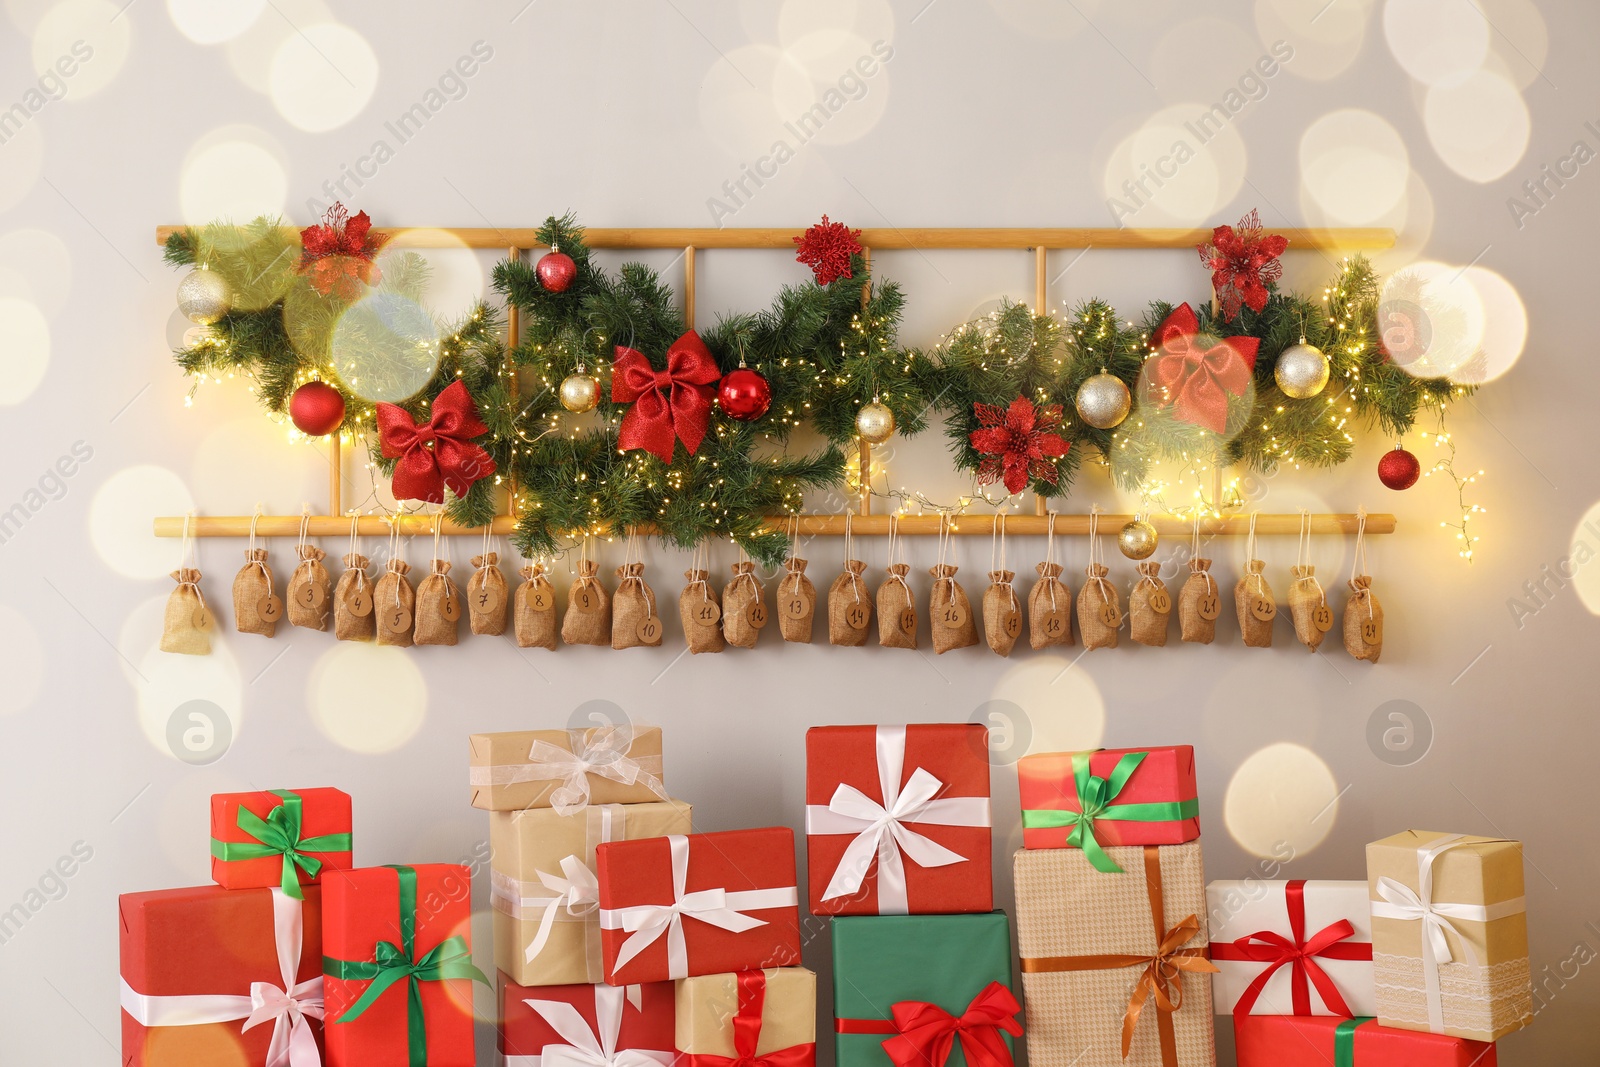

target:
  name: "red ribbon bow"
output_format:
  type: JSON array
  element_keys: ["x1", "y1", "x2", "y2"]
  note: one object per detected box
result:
[
  {"x1": 375, "y1": 380, "x2": 496, "y2": 503},
  {"x1": 1145, "y1": 303, "x2": 1259, "y2": 434},
  {"x1": 857, "y1": 982, "x2": 1022, "y2": 1067},
  {"x1": 1210, "y1": 880, "x2": 1372, "y2": 1018},
  {"x1": 683, "y1": 971, "x2": 815, "y2": 1067},
  {"x1": 611, "y1": 331, "x2": 721, "y2": 464}
]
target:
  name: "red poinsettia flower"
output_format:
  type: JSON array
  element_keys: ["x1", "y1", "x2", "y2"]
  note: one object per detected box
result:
[
  {"x1": 969, "y1": 397, "x2": 1070, "y2": 495},
  {"x1": 1197, "y1": 208, "x2": 1288, "y2": 322},
  {"x1": 298, "y1": 202, "x2": 388, "y2": 301},
  {"x1": 793, "y1": 214, "x2": 863, "y2": 285}
]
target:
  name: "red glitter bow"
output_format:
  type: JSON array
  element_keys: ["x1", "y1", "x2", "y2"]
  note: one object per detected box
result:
[
  {"x1": 1145, "y1": 303, "x2": 1259, "y2": 434},
  {"x1": 1208, "y1": 880, "x2": 1372, "y2": 1018},
  {"x1": 375, "y1": 381, "x2": 496, "y2": 503},
  {"x1": 793, "y1": 215, "x2": 863, "y2": 285},
  {"x1": 969, "y1": 397, "x2": 1070, "y2": 495},
  {"x1": 611, "y1": 331, "x2": 722, "y2": 464},
  {"x1": 298, "y1": 203, "x2": 387, "y2": 300},
  {"x1": 1196, "y1": 209, "x2": 1287, "y2": 322}
]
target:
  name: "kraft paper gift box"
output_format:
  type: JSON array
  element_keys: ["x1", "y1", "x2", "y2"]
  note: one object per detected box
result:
[
  {"x1": 595, "y1": 828, "x2": 802, "y2": 985},
  {"x1": 805, "y1": 724, "x2": 992, "y2": 916},
  {"x1": 491, "y1": 800, "x2": 692, "y2": 986},
  {"x1": 1233, "y1": 1014, "x2": 1498, "y2": 1067},
  {"x1": 1366, "y1": 830, "x2": 1532, "y2": 1042},
  {"x1": 1018, "y1": 746, "x2": 1200, "y2": 859},
  {"x1": 119, "y1": 884, "x2": 324, "y2": 1067},
  {"x1": 321, "y1": 864, "x2": 489, "y2": 1067},
  {"x1": 470, "y1": 725, "x2": 668, "y2": 812},
  {"x1": 831, "y1": 912, "x2": 1021, "y2": 1067},
  {"x1": 676, "y1": 967, "x2": 816, "y2": 1067},
  {"x1": 1014, "y1": 843, "x2": 1217, "y2": 1067},
  {"x1": 209, "y1": 787, "x2": 352, "y2": 897},
  {"x1": 498, "y1": 976, "x2": 676, "y2": 1067},
  {"x1": 1206, "y1": 879, "x2": 1375, "y2": 1017}
]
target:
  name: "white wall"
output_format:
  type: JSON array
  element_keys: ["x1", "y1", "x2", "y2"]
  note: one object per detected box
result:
[{"x1": 1, "y1": 2, "x2": 1594, "y2": 1063}]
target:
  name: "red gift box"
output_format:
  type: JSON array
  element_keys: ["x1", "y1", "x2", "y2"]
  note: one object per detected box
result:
[
  {"x1": 119, "y1": 884, "x2": 324, "y2": 1067},
  {"x1": 322, "y1": 864, "x2": 488, "y2": 1067},
  {"x1": 596, "y1": 828, "x2": 802, "y2": 984},
  {"x1": 209, "y1": 787, "x2": 353, "y2": 897},
  {"x1": 1234, "y1": 1014, "x2": 1497, "y2": 1066},
  {"x1": 498, "y1": 974, "x2": 675, "y2": 1065},
  {"x1": 1018, "y1": 746, "x2": 1200, "y2": 863},
  {"x1": 805, "y1": 724, "x2": 992, "y2": 915}
]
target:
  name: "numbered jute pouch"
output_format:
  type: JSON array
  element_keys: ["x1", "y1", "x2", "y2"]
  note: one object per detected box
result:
[
  {"x1": 876, "y1": 519, "x2": 917, "y2": 650},
  {"x1": 414, "y1": 559, "x2": 460, "y2": 646},
  {"x1": 1288, "y1": 565, "x2": 1332, "y2": 652},
  {"x1": 1029, "y1": 517, "x2": 1073, "y2": 649},
  {"x1": 929, "y1": 565, "x2": 977, "y2": 654},
  {"x1": 778, "y1": 557, "x2": 816, "y2": 643},
  {"x1": 561, "y1": 555, "x2": 610, "y2": 646},
  {"x1": 468, "y1": 547, "x2": 509, "y2": 636},
  {"x1": 287, "y1": 543, "x2": 331, "y2": 631},
  {"x1": 680, "y1": 563, "x2": 725, "y2": 655},
  {"x1": 1344, "y1": 514, "x2": 1382, "y2": 662},
  {"x1": 612, "y1": 561, "x2": 663, "y2": 650},
  {"x1": 828, "y1": 516, "x2": 873, "y2": 646},
  {"x1": 161, "y1": 567, "x2": 211, "y2": 656},
  {"x1": 375, "y1": 558, "x2": 415, "y2": 647},
  {"x1": 982, "y1": 571, "x2": 1022, "y2": 657},
  {"x1": 1235, "y1": 561, "x2": 1276, "y2": 647},
  {"x1": 1178, "y1": 557, "x2": 1220, "y2": 644},
  {"x1": 334, "y1": 552, "x2": 374, "y2": 642},
  {"x1": 1077, "y1": 563, "x2": 1121, "y2": 649},
  {"x1": 722, "y1": 559, "x2": 768, "y2": 649},
  {"x1": 233, "y1": 545, "x2": 280, "y2": 637},
  {"x1": 514, "y1": 563, "x2": 557, "y2": 650},
  {"x1": 1129, "y1": 561, "x2": 1171, "y2": 647}
]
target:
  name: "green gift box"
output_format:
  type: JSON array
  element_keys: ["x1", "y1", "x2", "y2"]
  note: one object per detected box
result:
[{"x1": 832, "y1": 912, "x2": 1022, "y2": 1067}]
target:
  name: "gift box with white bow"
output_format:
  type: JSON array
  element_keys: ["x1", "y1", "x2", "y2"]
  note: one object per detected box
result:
[
  {"x1": 594, "y1": 828, "x2": 802, "y2": 985},
  {"x1": 1206, "y1": 879, "x2": 1376, "y2": 1017},
  {"x1": 119, "y1": 883, "x2": 325, "y2": 1067},
  {"x1": 470, "y1": 725, "x2": 669, "y2": 812},
  {"x1": 498, "y1": 977, "x2": 675, "y2": 1067},
  {"x1": 805, "y1": 724, "x2": 993, "y2": 916},
  {"x1": 491, "y1": 800, "x2": 693, "y2": 987},
  {"x1": 676, "y1": 967, "x2": 817, "y2": 1067}
]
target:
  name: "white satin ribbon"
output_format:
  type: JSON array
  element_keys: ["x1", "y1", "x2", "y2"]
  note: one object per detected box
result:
[
  {"x1": 598, "y1": 834, "x2": 798, "y2": 979},
  {"x1": 1370, "y1": 833, "x2": 1527, "y2": 1031},
  {"x1": 119, "y1": 888, "x2": 324, "y2": 1067},
  {"x1": 469, "y1": 726, "x2": 668, "y2": 815},
  {"x1": 804, "y1": 725, "x2": 991, "y2": 914},
  {"x1": 511, "y1": 984, "x2": 675, "y2": 1067}
]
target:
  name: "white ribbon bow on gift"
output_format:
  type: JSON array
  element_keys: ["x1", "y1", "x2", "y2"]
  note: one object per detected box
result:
[
  {"x1": 492, "y1": 857, "x2": 601, "y2": 965},
  {"x1": 119, "y1": 888, "x2": 325, "y2": 1067},
  {"x1": 525, "y1": 727, "x2": 669, "y2": 816},
  {"x1": 598, "y1": 834, "x2": 798, "y2": 979},
  {"x1": 509, "y1": 984, "x2": 675, "y2": 1067},
  {"x1": 804, "y1": 725, "x2": 991, "y2": 914},
  {"x1": 1369, "y1": 833, "x2": 1527, "y2": 1031}
]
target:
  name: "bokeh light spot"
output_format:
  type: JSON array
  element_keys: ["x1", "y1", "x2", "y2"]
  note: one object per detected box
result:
[
  {"x1": 180, "y1": 133, "x2": 289, "y2": 225},
  {"x1": 1571, "y1": 502, "x2": 1600, "y2": 617},
  {"x1": 1383, "y1": 0, "x2": 1489, "y2": 86},
  {"x1": 1253, "y1": 0, "x2": 1375, "y2": 82},
  {"x1": 1424, "y1": 70, "x2": 1529, "y2": 182},
  {"x1": 1456, "y1": 267, "x2": 1525, "y2": 384},
  {"x1": 1104, "y1": 104, "x2": 1246, "y2": 227},
  {"x1": 268, "y1": 22, "x2": 378, "y2": 132},
  {"x1": 167, "y1": 0, "x2": 265, "y2": 44},
  {"x1": 31, "y1": 0, "x2": 129, "y2": 100},
  {"x1": 310, "y1": 643, "x2": 426, "y2": 753},
  {"x1": 1224, "y1": 741, "x2": 1340, "y2": 858},
  {"x1": 1299, "y1": 109, "x2": 1409, "y2": 225},
  {"x1": 90, "y1": 466, "x2": 194, "y2": 580}
]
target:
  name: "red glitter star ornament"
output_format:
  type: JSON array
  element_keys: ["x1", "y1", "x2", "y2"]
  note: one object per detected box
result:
[
  {"x1": 298, "y1": 202, "x2": 388, "y2": 300},
  {"x1": 793, "y1": 215, "x2": 863, "y2": 285},
  {"x1": 1196, "y1": 209, "x2": 1288, "y2": 322},
  {"x1": 969, "y1": 397, "x2": 1070, "y2": 495}
]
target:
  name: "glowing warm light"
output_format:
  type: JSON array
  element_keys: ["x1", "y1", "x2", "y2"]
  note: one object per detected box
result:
[
  {"x1": 268, "y1": 22, "x2": 379, "y2": 132},
  {"x1": 1299, "y1": 109, "x2": 1409, "y2": 224},
  {"x1": 1223, "y1": 742, "x2": 1340, "y2": 859},
  {"x1": 1253, "y1": 0, "x2": 1375, "y2": 82},
  {"x1": 309, "y1": 643, "x2": 427, "y2": 753},
  {"x1": 780, "y1": 30, "x2": 891, "y2": 144},
  {"x1": 0, "y1": 297, "x2": 50, "y2": 405},
  {"x1": 133, "y1": 643, "x2": 244, "y2": 762},
  {"x1": 1424, "y1": 70, "x2": 1530, "y2": 183},
  {"x1": 993, "y1": 656, "x2": 1107, "y2": 755},
  {"x1": 1378, "y1": 260, "x2": 1485, "y2": 381},
  {"x1": 383, "y1": 229, "x2": 486, "y2": 318},
  {"x1": 91, "y1": 466, "x2": 195, "y2": 579},
  {"x1": 697, "y1": 44, "x2": 814, "y2": 161},
  {"x1": 1383, "y1": 0, "x2": 1489, "y2": 85},
  {"x1": 1455, "y1": 267, "x2": 1526, "y2": 384},
  {"x1": 1103, "y1": 104, "x2": 1246, "y2": 227},
  {"x1": 0, "y1": 605, "x2": 43, "y2": 716},
  {"x1": 180, "y1": 133, "x2": 289, "y2": 225},
  {"x1": 224, "y1": 0, "x2": 336, "y2": 92},
  {"x1": 326, "y1": 290, "x2": 441, "y2": 403},
  {"x1": 1479, "y1": 0, "x2": 1548, "y2": 90},
  {"x1": 31, "y1": 0, "x2": 129, "y2": 99},
  {"x1": 1570, "y1": 502, "x2": 1600, "y2": 616},
  {"x1": 167, "y1": 0, "x2": 266, "y2": 44}
]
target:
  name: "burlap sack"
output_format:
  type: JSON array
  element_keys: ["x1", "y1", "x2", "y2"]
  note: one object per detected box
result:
[
  {"x1": 1344, "y1": 575, "x2": 1383, "y2": 662},
  {"x1": 414, "y1": 561, "x2": 460, "y2": 646},
  {"x1": 929, "y1": 564, "x2": 978, "y2": 654},
  {"x1": 1288, "y1": 564, "x2": 1330, "y2": 652},
  {"x1": 982, "y1": 569, "x2": 1022, "y2": 657},
  {"x1": 286, "y1": 544, "x2": 331, "y2": 631},
  {"x1": 467, "y1": 552, "x2": 509, "y2": 636},
  {"x1": 1028, "y1": 562, "x2": 1074, "y2": 649},
  {"x1": 680, "y1": 568, "x2": 725, "y2": 654},
  {"x1": 1178, "y1": 558, "x2": 1219, "y2": 644},
  {"x1": 161, "y1": 568, "x2": 210, "y2": 655},
  {"x1": 375, "y1": 558, "x2": 415, "y2": 647},
  {"x1": 334, "y1": 553, "x2": 374, "y2": 642},
  {"x1": 514, "y1": 563, "x2": 557, "y2": 650},
  {"x1": 1077, "y1": 563, "x2": 1120, "y2": 650},
  {"x1": 612, "y1": 563, "x2": 662, "y2": 649},
  {"x1": 1129, "y1": 561, "x2": 1171, "y2": 647},
  {"x1": 1235, "y1": 559, "x2": 1276, "y2": 648},
  {"x1": 828, "y1": 561, "x2": 872, "y2": 646},
  {"x1": 561, "y1": 560, "x2": 610, "y2": 646},
  {"x1": 876, "y1": 564, "x2": 917, "y2": 649},
  {"x1": 777, "y1": 558, "x2": 816, "y2": 643},
  {"x1": 232, "y1": 548, "x2": 280, "y2": 637},
  {"x1": 722, "y1": 561, "x2": 767, "y2": 649}
]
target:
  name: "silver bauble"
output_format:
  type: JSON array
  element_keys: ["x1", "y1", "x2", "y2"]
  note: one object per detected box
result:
[
  {"x1": 1275, "y1": 342, "x2": 1330, "y2": 399},
  {"x1": 1075, "y1": 372, "x2": 1131, "y2": 429},
  {"x1": 559, "y1": 372, "x2": 600, "y2": 413},
  {"x1": 855, "y1": 401, "x2": 895, "y2": 444},
  {"x1": 1118, "y1": 519, "x2": 1159, "y2": 560},
  {"x1": 176, "y1": 267, "x2": 231, "y2": 325}
]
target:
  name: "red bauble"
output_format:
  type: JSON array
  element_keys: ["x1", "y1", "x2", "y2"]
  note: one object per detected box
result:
[
  {"x1": 717, "y1": 367, "x2": 772, "y2": 421},
  {"x1": 536, "y1": 250, "x2": 577, "y2": 293},
  {"x1": 1378, "y1": 446, "x2": 1421, "y2": 490},
  {"x1": 289, "y1": 380, "x2": 346, "y2": 436}
]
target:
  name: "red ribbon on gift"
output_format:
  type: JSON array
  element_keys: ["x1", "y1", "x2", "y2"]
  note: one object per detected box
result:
[
  {"x1": 376, "y1": 380, "x2": 496, "y2": 503},
  {"x1": 1145, "y1": 303, "x2": 1259, "y2": 434},
  {"x1": 683, "y1": 970, "x2": 815, "y2": 1067},
  {"x1": 1210, "y1": 880, "x2": 1373, "y2": 1018},
  {"x1": 835, "y1": 981, "x2": 1023, "y2": 1067},
  {"x1": 612, "y1": 331, "x2": 721, "y2": 464}
]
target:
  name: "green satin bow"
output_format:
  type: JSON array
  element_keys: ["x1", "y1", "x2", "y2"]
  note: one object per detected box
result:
[
  {"x1": 1019, "y1": 751, "x2": 1199, "y2": 874},
  {"x1": 324, "y1": 865, "x2": 491, "y2": 1067},
  {"x1": 1335, "y1": 1017, "x2": 1374, "y2": 1067},
  {"x1": 209, "y1": 789, "x2": 352, "y2": 899}
]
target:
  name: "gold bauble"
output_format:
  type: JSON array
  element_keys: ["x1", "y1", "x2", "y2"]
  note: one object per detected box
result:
[
  {"x1": 855, "y1": 401, "x2": 896, "y2": 444},
  {"x1": 176, "y1": 267, "x2": 231, "y2": 325},
  {"x1": 559, "y1": 372, "x2": 600, "y2": 413},
  {"x1": 1075, "y1": 372, "x2": 1131, "y2": 429},
  {"x1": 1117, "y1": 518, "x2": 1159, "y2": 560},
  {"x1": 1274, "y1": 342, "x2": 1330, "y2": 399}
]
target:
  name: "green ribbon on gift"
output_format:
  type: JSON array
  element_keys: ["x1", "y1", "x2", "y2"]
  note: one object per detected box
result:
[
  {"x1": 323, "y1": 865, "x2": 491, "y2": 1067},
  {"x1": 208, "y1": 789, "x2": 353, "y2": 900},
  {"x1": 1019, "y1": 751, "x2": 1199, "y2": 874},
  {"x1": 1335, "y1": 1017, "x2": 1374, "y2": 1067}
]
